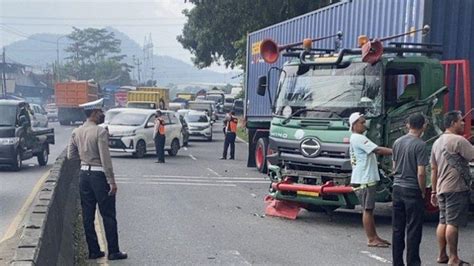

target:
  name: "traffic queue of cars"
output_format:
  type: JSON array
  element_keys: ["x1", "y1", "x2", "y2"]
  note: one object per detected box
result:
[{"x1": 102, "y1": 106, "x2": 214, "y2": 158}]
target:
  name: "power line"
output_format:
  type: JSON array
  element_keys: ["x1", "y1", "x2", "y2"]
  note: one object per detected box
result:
[
  {"x1": 0, "y1": 22, "x2": 184, "y2": 27},
  {"x1": 0, "y1": 15, "x2": 186, "y2": 21}
]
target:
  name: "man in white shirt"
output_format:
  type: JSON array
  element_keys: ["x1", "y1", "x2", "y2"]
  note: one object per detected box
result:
[{"x1": 349, "y1": 112, "x2": 392, "y2": 248}]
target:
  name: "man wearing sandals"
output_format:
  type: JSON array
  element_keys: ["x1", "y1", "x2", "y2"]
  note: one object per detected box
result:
[
  {"x1": 391, "y1": 113, "x2": 429, "y2": 266},
  {"x1": 349, "y1": 112, "x2": 393, "y2": 248},
  {"x1": 430, "y1": 111, "x2": 474, "y2": 265}
]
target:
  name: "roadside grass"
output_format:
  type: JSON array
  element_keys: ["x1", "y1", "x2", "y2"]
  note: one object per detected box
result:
[{"x1": 237, "y1": 118, "x2": 248, "y2": 143}]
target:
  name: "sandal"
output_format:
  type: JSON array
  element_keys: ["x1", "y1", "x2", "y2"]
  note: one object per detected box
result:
[{"x1": 367, "y1": 242, "x2": 389, "y2": 248}]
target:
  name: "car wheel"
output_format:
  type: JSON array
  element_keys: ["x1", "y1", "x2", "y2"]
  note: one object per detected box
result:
[
  {"x1": 133, "y1": 140, "x2": 146, "y2": 158},
  {"x1": 168, "y1": 139, "x2": 180, "y2": 156},
  {"x1": 12, "y1": 150, "x2": 22, "y2": 171},
  {"x1": 37, "y1": 145, "x2": 48, "y2": 166}
]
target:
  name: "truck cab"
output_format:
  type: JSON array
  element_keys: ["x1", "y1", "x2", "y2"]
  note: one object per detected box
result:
[
  {"x1": 261, "y1": 43, "x2": 446, "y2": 212},
  {"x1": 0, "y1": 100, "x2": 55, "y2": 170}
]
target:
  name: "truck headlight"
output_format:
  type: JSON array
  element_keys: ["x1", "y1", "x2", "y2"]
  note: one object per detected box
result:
[{"x1": 0, "y1": 137, "x2": 19, "y2": 145}]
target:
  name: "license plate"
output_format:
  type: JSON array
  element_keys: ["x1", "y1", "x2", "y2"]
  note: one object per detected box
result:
[{"x1": 297, "y1": 191, "x2": 319, "y2": 197}]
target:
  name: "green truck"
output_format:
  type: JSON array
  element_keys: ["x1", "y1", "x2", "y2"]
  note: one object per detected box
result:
[{"x1": 256, "y1": 36, "x2": 474, "y2": 215}]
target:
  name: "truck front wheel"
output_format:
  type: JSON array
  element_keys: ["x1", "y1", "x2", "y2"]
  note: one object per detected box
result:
[
  {"x1": 12, "y1": 150, "x2": 22, "y2": 171},
  {"x1": 255, "y1": 138, "x2": 268, "y2": 173},
  {"x1": 37, "y1": 145, "x2": 49, "y2": 166}
]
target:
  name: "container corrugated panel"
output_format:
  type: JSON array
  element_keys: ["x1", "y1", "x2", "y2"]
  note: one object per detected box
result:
[
  {"x1": 426, "y1": 0, "x2": 474, "y2": 107},
  {"x1": 55, "y1": 82, "x2": 97, "y2": 107},
  {"x1": 246, "y1": 0, "x2": 425, "y2": 119}
]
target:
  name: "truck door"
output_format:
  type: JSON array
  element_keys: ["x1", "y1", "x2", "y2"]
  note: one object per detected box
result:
[{"x1": 384, "y1": 71, "x2": 444, "y2": 147}]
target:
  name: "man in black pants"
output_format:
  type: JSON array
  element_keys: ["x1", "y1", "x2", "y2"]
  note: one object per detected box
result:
[
  {"x1": 221, "y1": 111, "x2": 238, "y2": 160},
  {"x1": 391, "y1": 113, "x2": 429, "y2": 266},
  {"x1": 154, "y1": 110, "x2": 166, "y2": 163},
  {"x1": 67, "y1": 99, "x2": 127, "y2": 261}
]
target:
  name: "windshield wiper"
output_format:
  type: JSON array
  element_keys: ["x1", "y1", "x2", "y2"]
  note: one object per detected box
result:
[{"x1": 282, "y1": 108, "x2": 341, "y2": 124}]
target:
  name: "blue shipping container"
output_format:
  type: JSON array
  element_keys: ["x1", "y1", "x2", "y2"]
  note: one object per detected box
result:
[{"x1": 245, "y1": 0, "x2": 474, "y2": 120}]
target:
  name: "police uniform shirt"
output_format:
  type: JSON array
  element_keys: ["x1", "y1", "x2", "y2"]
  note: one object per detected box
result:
[{"x1": 67, "y1": 121, "x2": 116, "y2": 184}]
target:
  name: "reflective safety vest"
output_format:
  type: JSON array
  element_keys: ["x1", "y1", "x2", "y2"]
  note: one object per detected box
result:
[
  {"x1": 156, "y1": 118, "x2": 166, "y2": 135},
  {"x1": 227, "y1": 116, "x2": 238, "y2": 133}
]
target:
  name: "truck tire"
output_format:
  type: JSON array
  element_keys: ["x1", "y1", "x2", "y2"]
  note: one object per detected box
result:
[
  {"x1": 12, "y1": 150, "x2": 22, "y2": 171},
  {"x1": 168, "y1": 139, "x2": 180, "y2": 156},
  {"x1": 37, "y1": 145, "x2": 49, "y2": 166},
  {"x1": 255, "y1": 137, "x2": 268, "y2": 173},
  {"x1": 133, "y1": 140, "x2": 146, "y2": 158}
]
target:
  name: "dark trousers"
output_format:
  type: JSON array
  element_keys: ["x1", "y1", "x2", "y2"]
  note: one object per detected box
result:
[
  {"x1": 154, "y1": 134, "x2": 166, "y2": 162},
  {"x1": 392, "y1": 186, "x2": 424, "y2": 266},
  {"x1": 222, "y1": 132, "x2": 236, "y2": 159},
  {"x1": 79, "y1": 170, "x2": 120, "y2": 255}
]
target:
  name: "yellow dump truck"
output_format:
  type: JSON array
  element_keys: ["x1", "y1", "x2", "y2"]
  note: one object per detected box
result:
[
  {"x1": 176, "y1": 92, "x2": 195, "y2": 101},
  {"x1": 126, "y1": 88, "x2": 170, "y2": 109}
]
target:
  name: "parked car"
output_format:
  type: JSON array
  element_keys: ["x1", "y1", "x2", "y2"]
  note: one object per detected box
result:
[
  {"x1": 30, "y1": 103, "x2": 48, "y2": 127},
  {"x1": 177, "y1": 114, "x2": 190, "y2": 146},
  {"x1": 107, "y1": 109, "x2": 183, "y2": 158},
  {"x1": 188, "y1": 100, "x2": 217, "y2": 121},
  {"x1": 232, "y1": 99, "x2": 244, "y2": 115},
  {"x1": 44, "y1": 103, "x2": 58, "y2": 122},
  {"x1": 0, "y1": 100, "x2": 55, "y2": 170},
  {"x1": 185, "y1": 110, "x2": 213, "y2": 141},
  {"x1": 223, "y1": 96, "x2": 234, "y2": 113}
]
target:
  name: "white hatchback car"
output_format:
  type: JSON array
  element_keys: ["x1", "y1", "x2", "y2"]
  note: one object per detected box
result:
[
  {"x1": 106, "y1": 109, "x2": 183, "y2": 158},
  {"x1": 185, "y1": 111, "x2": 213, "y2": 141}
]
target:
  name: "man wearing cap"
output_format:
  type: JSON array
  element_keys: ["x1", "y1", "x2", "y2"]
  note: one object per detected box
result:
[
  {"x1": 67, "y1": 99, "x2": 127, "y2": 261},
  {"x1": 349, "y1": 112, "x2": 392, "y2": 248},
  {"x1": 154, "y1": 110, "x2": 166, "y2": 163},
  {"x1": 220, "y1": 111, "x2": 238, "y2": 160}
]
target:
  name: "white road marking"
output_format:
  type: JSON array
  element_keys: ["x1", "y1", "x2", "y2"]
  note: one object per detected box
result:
[
  {"x1": 123, "y1": 176, "x2": 264, "y2": 180},
  {"x1": 116, "y1": 177, "x2": 268, "y2": 184},
  {"x1": 206, "y1": 167, "x2": 221, "y2": 177},
  {"x1": 0, "y1": 170, "x2": 50, "y2": 243},
  {"x1": 184, "y1": 147, "x2": 188, "y2": 151},
  {"x1": 360, "y1": 251, "x2": 391, "y2": 264},
  {"x1": 189, "y1": 154, "x2": 197, "y2": 160},
  {"x1": 116, "y1": 181, "x2": 236, "y2": 187},
  {"x1": 95, "y1": 211, "x2": 109, "y2": 265}
]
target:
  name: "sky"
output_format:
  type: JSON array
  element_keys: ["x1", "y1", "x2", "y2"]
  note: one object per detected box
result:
[{"x1": 0, "y1": 0, "x2": 230, "y2": 73}]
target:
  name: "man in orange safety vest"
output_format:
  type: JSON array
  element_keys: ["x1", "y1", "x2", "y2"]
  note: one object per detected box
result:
[{"x1": 220, "y1": 111, "x2": 238, "y2": 160}]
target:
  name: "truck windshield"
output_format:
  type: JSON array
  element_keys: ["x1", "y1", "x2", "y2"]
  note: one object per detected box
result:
[
  {"x1": 276, "y1": 62, "x2": 382, "y2": 118},
  {"x1": 0, "y1": 106, "x2": 17, "y2": 126},
  {"x1": 110, "y1": 113, "x2": 147, "y2": 126}
]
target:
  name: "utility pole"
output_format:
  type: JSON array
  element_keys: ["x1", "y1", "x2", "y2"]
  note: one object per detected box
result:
[
  {"x1": 2, "y1": 48, "x2": 7, "y2": 98},
  {"x1": 133, "y1": 56, "x2": 142, "y2": 85}
]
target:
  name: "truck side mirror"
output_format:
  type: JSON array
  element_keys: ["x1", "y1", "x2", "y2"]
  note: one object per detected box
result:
[{"x1": 257, "y1": 76, "x2": 267, "y2": 96}]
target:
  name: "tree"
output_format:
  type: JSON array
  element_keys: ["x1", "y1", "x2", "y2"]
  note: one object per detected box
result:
[
  {"x1": 62, "y1": 27, "x2": 131, "y2": 84},
  {"x1": 178, "y1": 0, "x2": 339, "y2": 69}
]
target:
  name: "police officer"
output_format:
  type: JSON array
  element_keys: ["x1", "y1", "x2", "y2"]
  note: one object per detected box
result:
[
  {"x1": 220, "y1": 111, "x2": 238, "y2": 160},
  {"x1": 154, "y1": 110, "x2": 166, "y2": 163},
  {"x1": 67, "y1": 99, "x2": 127, "y2": 261}
]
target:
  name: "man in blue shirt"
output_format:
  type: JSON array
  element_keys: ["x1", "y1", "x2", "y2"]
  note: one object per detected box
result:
[{"x1": 349, "y1": 112, "x2": 392, "y2": 248}]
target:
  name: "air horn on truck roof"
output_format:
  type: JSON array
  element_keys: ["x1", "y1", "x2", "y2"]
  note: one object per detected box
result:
[
  {"x1": 259, "y1": 31, "x2": 343, "y2": 64},
  {"x1": 360, "y1": 25, "x2": 431, "y2": 64}
]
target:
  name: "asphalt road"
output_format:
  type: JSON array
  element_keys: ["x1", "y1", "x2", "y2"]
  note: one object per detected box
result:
[
  {"x1": 95, "y1": 124, "x2": 474, "y2": 265},
  {"x1": 0, "y1": 122, "x2": 74, "y2": 243}
]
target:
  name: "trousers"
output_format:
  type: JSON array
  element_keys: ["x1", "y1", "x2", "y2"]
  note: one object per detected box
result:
[
  {"x1": 223, "y1": 132, "x2": 236, "y2": 159},
  {"x1": 392, "y1": 185, "x2": 424, "y2": 266},
  {"x1": 154, "y1": 134, "x2": 166, "y2": 162},
  {"x1": 79, "y1": 170, "x2": 120, "y2": 254}
]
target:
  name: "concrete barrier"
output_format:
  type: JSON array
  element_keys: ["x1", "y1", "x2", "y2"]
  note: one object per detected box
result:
[{"x1": 10, "y1": 149, "x2": 84, "y2": 265}]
